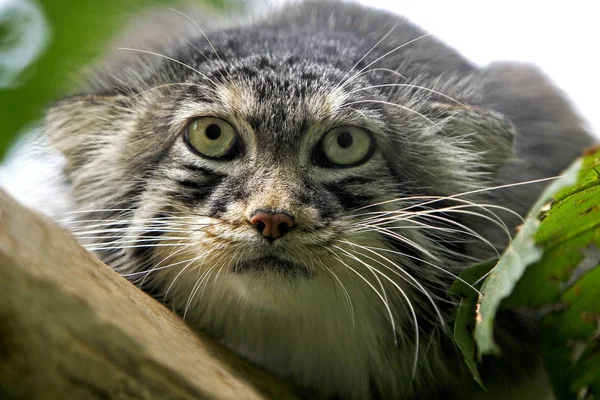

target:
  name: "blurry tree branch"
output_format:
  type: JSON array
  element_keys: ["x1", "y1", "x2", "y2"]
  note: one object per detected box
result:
[{"x1": 0, "y1": 190, "x2": 299, "y2": 400}]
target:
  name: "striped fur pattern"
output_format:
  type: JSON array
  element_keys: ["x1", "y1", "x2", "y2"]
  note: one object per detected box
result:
[{"x1": 42, "y1": 2, "x2": 593, "y2": 399}]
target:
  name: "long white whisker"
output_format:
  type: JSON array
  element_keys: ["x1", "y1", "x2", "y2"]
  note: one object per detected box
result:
[
  {"x1": 343, "y1": 99, "x2": 437, "y2": 127},
  {"x1": 323, "y1": 265, "x2": 356, "y2": 327},
  {"x1": 339, "y1": 239, "x2": 446, "y2": 327},
  {"x1": 348, "y1": 241, "x2": 482, "y2": 297},
  {"x1": 336, "y1": 22, "x2": 398, "y2": 88},
  {"x1": 118, "y1": 47, "x2": 218, "y2": 87},
  {"x1": 164, "y1": 250, "x2": 210, "y2": 300},
  {"x1": 74, "y1": 228, "x2": 193, "y2": 236},
  {"x1": 169, "y1": 8, "x2": 229, "y2": 78},
  {"x1": 333, "y1": 245, "x2": 419, "y2": 378},
  {"x1": 354, "y1": 200, "x2": 517, "y2": 234},
  {"x1": 351, "y1": 223, "x2": 439, "y2": 261},
  {"x1": 183, "y1": 264, "x2": 217, "y2": 319},
  {"x1": 85, "y1": 243, "x2": 192, "y2": 251},
  {"x1": 326, "y1": 248, "x2": 397, "y2": 345},
  {"x1": 348, "y1": 83, "x2": 468, "y2": 107},
  {"x1": 339, "y1": 33, "x2": 432, "y2": 91},
  {"x1": 131, "y1": 82, "x2": 210, "y2": 98},
  {"x1": 351, "y1": 176, "x2": 560, "y2": 214}
]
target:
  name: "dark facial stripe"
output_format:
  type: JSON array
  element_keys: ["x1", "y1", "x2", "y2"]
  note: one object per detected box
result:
[
  {"x1": 174, "y1": 164, "x2": 226, "y2": 206},
  {"x1": 323, "y1": 177, "x2": 376, "y2": 211},
  {"x1": 208, "y1": 174, "x2": 249, "y2": 217}
]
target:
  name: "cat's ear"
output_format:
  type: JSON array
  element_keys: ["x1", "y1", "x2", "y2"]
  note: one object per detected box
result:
[
  {"x1": 45, "y1": 94, "x2": 129, "y2": 168},
  {"x1": 427, "y1": 102, "x2": 516, "y2": 167}
]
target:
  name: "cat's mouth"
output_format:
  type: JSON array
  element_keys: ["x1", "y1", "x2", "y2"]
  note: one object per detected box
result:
[{"x1": 231, "y1": 255, "x2": 313, "y2": 278}]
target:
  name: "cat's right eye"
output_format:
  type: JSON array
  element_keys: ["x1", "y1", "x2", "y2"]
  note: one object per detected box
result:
[{"x1": 184, "y1": 117, "x2": 238, "y2": 159}]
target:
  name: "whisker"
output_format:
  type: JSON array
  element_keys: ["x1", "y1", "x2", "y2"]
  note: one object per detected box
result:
[
  {"x1": 348, "y1": 83, "x2": 468, "y2": 108},
  {"x1": 333, "y1": 245, "x2": 419, "y2": 378},
  {"x1": 183, "y1": 264, "x2": 217, "y2": 320},
  {"x1": 356, "y1": 200, "x2": 518, "y2": 232},
  {"x1": 75, "y1": 235, "x2": 192, "y2": 242},
  {"x1": 169, "y1": 8, "x2": 229, "y2": 80},
  {"x1": 339, "y1": 239, "x2": 446, "y2": 327},
  {"x1": 343, "y1": 67, "x2": 407, "y2": 83},
  {"x1": 323, "y1": 265, "x2": 356, "y2": 327},
  {"x1": 131, "y1": 82, "x2": 211, "y2": 98},
  {"x1": 118, "y1": 47, "x2": 218, "y2": 87},
  {"x1": 59, "y1": 208, "x2": 190, "y2": 218},
  {"x1": 326, "y1": 248, "x2": 398, "y2": 345},
  {"x1": 123, "y1": 245, "x2": 195, "y2": 280},
  {"x1": 342, "y1": 99, "x2": 437, "y2": 127},
  {"x1": 183, "y1": 249, "x2": 230, "y2": 318},
  {"x1": 73, "y1": 228, "x2": 193, "y2": 236},
  {"x1": 351, "y1": 176, "x2": 560, "y2": 214},
  {"x1": 339, "y1": 33, "x2": 432, "y2": 91},
  {"x1": 357, "y1": 206, "x2": 508, "y2": 256},
  {"x1": 350, "y1": 223, "x2": 439, "y2": 261},
  {"x1": 85, "y1": 243, "x2": 192, "y2": 251},
  {"x1": 164, "y1": 250, "x2": 210, "y2": 301},
  {"x1": 348, "y1": 241, "x2": 482, "y2": 297},
  {"x1": 336, "y1": 22, "x2": 398, "y2": 89},
  {"x1": 65, "y1": 219, "x2": 195, "y2": 227}
]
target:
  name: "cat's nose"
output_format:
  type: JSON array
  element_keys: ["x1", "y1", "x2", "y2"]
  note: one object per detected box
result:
[{"x1": 250, "y1": 210, "x2": 295, "y2": 241}]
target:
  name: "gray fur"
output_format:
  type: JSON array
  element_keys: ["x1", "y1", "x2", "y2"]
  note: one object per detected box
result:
[{"x1": 30, "y1": 1, "x2": 598, "y2": 399}]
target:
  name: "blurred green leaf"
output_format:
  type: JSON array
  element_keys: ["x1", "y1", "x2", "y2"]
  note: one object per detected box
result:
[{"x1": 0, "y1": 0, "x2": 225, "y2": 159}]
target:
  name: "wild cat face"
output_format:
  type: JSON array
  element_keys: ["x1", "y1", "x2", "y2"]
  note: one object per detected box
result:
[
  {"x1": 49, "y1": 50, "x2": 509, "y2": 297},
  {"x1": 46, "y1": 4, "x2": 517, "y2": 396}
]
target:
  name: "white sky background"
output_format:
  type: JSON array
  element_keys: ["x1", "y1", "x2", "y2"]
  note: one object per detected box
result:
[{"x1": 356, "y1": 0, "x2": 600, "y2": 138}]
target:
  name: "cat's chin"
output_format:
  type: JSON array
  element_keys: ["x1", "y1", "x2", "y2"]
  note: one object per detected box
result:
[
  {"x1": 219, "y1": 263, "x2": 344, "y2": 313},
  {"x1": 230, "y1": 255, "x2": 313, "y2": 278}
]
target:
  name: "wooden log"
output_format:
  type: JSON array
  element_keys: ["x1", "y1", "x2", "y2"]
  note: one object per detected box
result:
[{"x1": 0, "y1": 190, "x2": 299, "y2": 399}]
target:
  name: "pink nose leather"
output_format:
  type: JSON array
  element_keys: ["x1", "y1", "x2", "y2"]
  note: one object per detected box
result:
[{"x1": 250, "y1": 211, "x2": 295, "y2": 240}]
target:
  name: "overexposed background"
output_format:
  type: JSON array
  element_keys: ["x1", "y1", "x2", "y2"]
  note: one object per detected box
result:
[{"x1": 356, "y1": 0, "x2": 599, "y2": 138}]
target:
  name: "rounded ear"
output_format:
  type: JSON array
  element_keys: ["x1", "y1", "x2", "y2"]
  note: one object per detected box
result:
[
  {"x1": 478, "y1": 62, "x2": 594, "y2": 177},
  {"x1": 45, "y1": 95, "x2": 128, "y2": 170},
  {"x1": 426, "y1": 102, "x2": 516, "y2": 168}
]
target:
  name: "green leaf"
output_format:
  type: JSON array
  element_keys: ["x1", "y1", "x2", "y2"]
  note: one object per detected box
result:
[
  {"x1": 450, "y1": 258, "x2": 497, "y2": 389},
  {"x1": 454, "y1": 148, "x2": 600, "y2": 396},
  {"x1": 473, "y1": 156, "x2": 583, "y2": 356},
  {"x1": 454, "y1": 296, "x2": 485, "y2": 389},
  {"x1": 504, "y1": 147, "x2": 600, "y2": 398}
]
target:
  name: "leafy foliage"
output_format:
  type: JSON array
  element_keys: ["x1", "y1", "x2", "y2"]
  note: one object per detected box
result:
[{"x1": 455, "y1": 147, "x2": 600, "y2": 398}]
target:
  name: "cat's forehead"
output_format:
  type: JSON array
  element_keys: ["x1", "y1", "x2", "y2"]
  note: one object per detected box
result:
[
  {"x1": 175, "y1": 56, "x2": 374, "y2": 150},
  {"x1": 219, "y1": 76, "x2": 346, "y2": 124}
]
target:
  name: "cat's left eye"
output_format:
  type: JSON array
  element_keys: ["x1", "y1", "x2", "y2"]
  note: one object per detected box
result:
[
  {"x1": 184, "y1": 117, "x2": 238, "y2": 159},
  {"x1": 316, "y1": 126, "x2": 374, "y2": 167}
]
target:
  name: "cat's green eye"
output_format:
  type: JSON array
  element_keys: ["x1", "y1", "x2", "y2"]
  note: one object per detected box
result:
[
  {"x1": 317, "y1": 126, "x2": 373, "y2": 167},
  {"x1": 185, "y1": 117, "x2": 237, "y2": 159}
]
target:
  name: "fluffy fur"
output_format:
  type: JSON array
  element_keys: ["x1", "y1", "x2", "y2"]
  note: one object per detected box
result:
[{"x1": 7, "y1": 1, "x2": 595, "y2": 398}]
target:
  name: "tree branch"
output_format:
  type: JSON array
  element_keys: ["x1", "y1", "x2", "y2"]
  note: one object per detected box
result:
[{"x1": 0, "y1": 190, "x2": 299, "y2": 399}]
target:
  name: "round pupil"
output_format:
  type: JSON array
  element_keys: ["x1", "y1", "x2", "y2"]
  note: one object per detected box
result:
[
  {"x1": 337, "y1": 131, "x2": 353, "y2": 149},
  {"x1": 205, "y1": 123, "x2": 222, "y2": 140}
]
